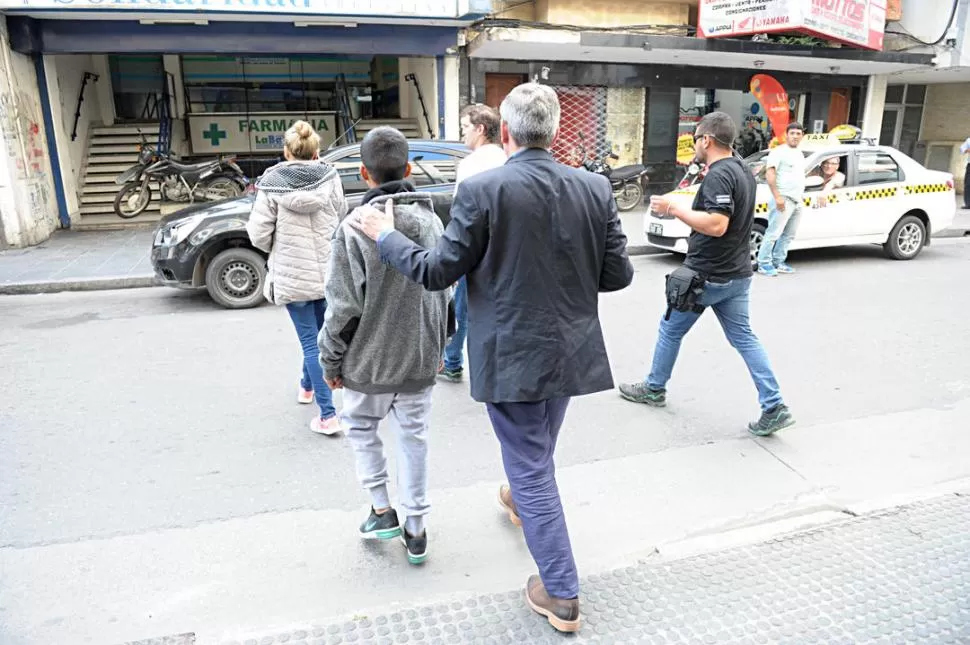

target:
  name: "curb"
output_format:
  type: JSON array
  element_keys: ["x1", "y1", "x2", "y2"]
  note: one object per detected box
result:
[{"x1": 0, "y1": 275, "x2": 157, "y2": 296}]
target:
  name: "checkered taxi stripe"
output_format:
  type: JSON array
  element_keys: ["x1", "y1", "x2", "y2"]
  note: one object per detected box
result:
[
  {"x1": 905, "y1": 183, "x2": 952, "y2": 195},
  {"x1": 853, "y1": 187, "x2": 898, "y2": 201}
]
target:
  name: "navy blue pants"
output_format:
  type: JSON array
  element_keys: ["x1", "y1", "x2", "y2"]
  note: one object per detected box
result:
[{"x1": 486, "y1": 398, "x2": 579, "y2": 599}]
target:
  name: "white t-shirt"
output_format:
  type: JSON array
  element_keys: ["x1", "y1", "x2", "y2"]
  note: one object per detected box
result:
[
  {"x1": 455, "y1": 144, "x2": 507, "y2": 192},
  {"x1": 766, "y1": 144, "x2": 807, "y2": 201},
  {"x1": 821, "y1": 171, "x2": 846, "y2": 192}
]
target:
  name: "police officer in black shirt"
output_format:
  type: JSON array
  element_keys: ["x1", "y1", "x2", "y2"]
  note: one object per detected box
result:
[{"x1": 619, "y1": 111, "x2": 794, "y2": 437}]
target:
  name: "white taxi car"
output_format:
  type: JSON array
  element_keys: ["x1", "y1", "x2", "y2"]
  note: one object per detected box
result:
[{"x1": 644, "y1": 137, "x2": 956, "y2": 261}]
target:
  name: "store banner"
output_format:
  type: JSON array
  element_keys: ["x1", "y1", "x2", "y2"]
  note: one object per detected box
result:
[
  {"x1": 697, "y1": 0, "x2": 887, "y2": 51},
  {"x1": 749, "y1": 74, "x2": 789, "y2": 145},
  {"x1": 188, "y1": 113, "x2": 338, "y2": 155},
  {"x1": 676, "y1": 133, "x2": 696, "y2": 165}
]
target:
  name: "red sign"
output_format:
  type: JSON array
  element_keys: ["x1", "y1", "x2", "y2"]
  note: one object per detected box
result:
[
  {"x1": 750, "y1": 74, "x2": 789, "y2": 145},
  {"x1": 698, "y1": 0, "x2": 887, "y2": 51}
]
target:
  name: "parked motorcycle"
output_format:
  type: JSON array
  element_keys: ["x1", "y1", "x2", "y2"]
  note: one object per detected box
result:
[
  {"x1": 113, "y1": 132, "x2": 248, "y2": 219},
  {"x1": 575, "y1": 134, "x2": 648, "y2": 211}
]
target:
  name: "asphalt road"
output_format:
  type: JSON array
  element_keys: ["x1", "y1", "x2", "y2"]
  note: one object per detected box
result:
[{"x1": 2, "y1": 239, "x2": 970, "y2": 643}]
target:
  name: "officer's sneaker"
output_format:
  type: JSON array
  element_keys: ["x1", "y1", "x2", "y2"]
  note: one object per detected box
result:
[
  {"x1": 775, "y1": 263, "x2": 796, "y2": 274},
  {"x1": 400, "y1": 528, "x2": 428, "y2": 565},
  {"x1": 748, "y1": 405, "x2": 795, "y2": 437},
  {"x1": 758, "y1": 263, "x2": 778, "y2": 277},
  {"x1": 618, "y1": 382, "x2": 667, "y2": 407},
  {"x1": 359, "y1": 507, "x2": 402, "y2": 540}
]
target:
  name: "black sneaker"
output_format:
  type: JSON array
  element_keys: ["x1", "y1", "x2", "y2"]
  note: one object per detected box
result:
[
  {"x1": 437, "y1": 366, "x2": 463, "y2": 383},
  {"x1": 400, "y1": 528, "x2": 428, "y2": 565},
  {"x1": 618, "y1": 382, "x2": 667, "y2": 407},
  {"x1": 359, "y1": 507, "x2": 401, "y2": 540},
  {"x1": 748, "y1": 405, "x2": 795, "y2": 437}
]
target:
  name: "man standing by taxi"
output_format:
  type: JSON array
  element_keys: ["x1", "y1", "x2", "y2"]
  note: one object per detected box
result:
[
  {"x1": 619, "y1": 111, "x2": 794, "y2": 437},
  {"x1": 438, "y1": 104, "x2": 506, "y2": 383},
  {"x1": 758, "y1": 122, "x2": 805, "y2": 276}
]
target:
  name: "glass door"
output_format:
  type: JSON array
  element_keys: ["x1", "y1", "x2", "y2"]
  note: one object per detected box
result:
[{"x1": 879, "y1": 107, "x2": 901, "y2": 147}]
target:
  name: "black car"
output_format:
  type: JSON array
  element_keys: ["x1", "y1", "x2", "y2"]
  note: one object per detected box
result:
[{"x1": 151, "y1": 140, "x2": 469, "y2": 309}]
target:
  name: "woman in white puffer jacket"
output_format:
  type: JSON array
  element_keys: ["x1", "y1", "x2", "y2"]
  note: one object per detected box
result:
[{"x1": 247, "y1": 120, "x2": 346, "y2": 436}]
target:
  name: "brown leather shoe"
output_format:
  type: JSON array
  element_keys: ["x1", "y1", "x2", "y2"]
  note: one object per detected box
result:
[
  {"x1": 525, "y1": 574, "x2": 581, "y2": 633},
  {"x1": 498, "y1": 484, "x2": 522, "y2": 527}
]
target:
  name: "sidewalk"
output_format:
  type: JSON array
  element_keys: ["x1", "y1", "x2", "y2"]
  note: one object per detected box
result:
[
  {"x1": 205, "y1": 492, "x2": 970, "y2": 645},
  {"x1": 5, "y1": 397, "x2": 969, "y2": 644},
  {"x1": 1, "y1": 207, "x2": 968, "y2": 296},
  {"x1": 0, "y1": 227, "x2": 156, "y2": 295}
]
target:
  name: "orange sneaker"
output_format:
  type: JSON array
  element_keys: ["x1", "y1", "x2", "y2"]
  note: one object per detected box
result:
[{"x1": 298, "y1": 388, "x2": 314, "y2": 404}]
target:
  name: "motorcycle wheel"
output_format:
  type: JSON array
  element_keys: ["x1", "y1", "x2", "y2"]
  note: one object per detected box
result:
[
  {"x1": 113, "y1": 181, "x2": 152, "y2": 219},
  {"x1": 614, "y1": 181, "x2": 643, "y2": 212},
  {"x1": 203, "y1": 176, "x2": 243, "y2": 201}
]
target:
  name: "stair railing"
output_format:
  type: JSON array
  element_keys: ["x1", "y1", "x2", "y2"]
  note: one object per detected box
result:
[{"x1": 71, "y1": 71, "x2": 99, "y2": 142}]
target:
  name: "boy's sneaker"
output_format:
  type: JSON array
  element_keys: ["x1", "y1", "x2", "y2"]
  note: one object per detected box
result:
[
  {"x1": 618, "y1": 382, "x2": 667, "y2": 407},
  {"x1": 775, "y1": 263, "x2": 795, "y2": 274},
  {"x1": 437, "y1": 365, "x2": 463, "y2": 382},
  {"x1": 359, "y1": 507, "x2": 402, "y2": 540},
  {"x1": 310, "y1": 416, "x2": 342, "y2": 436},
  {"x1": 298, "y1": 388, "x2": 314, "y2": 404},
  {"x1": 758, "y1": 263, "x2": 778, "y2": 277},
  {"x1": 748, "y1": 405, "x2": 795, "y2": 437},
  {"x1": 400, "y1": 528, "x2": 428, "y2": 565}
]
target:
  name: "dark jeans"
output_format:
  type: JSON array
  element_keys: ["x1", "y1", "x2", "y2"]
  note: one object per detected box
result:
[
  {"x1": 286, "y1": 298, "x2": 335, "y2": 419},
  {"x1": 443, "y1": 277, "x2": 467, "y2": 371},
  {"x1": 646, "y1": 276, "x2": 783, "y2": 412},
  {"x1": 486, "y1": 398, "x2": 578, "y2": 599}
]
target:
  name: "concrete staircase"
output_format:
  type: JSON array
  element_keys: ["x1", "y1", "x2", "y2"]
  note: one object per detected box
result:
[
  {"x1": 355, "y1": 118, "x2": 425, "y2": 140},
  {"x1": 76, "y1": 124, "x2": 162, "y2": 230}
]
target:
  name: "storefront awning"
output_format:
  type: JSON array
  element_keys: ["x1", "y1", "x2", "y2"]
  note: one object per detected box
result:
[
  {"x1": 467, "y1": 28, "x2": 936, "y2": 77},
  {"x1": 6, "y1": 18, "x2": 459, "y2": 55},
  {"x1": 0, "y1": 0, "x2": 492, "y2": 24}
]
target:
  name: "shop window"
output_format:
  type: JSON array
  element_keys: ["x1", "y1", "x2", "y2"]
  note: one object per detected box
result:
[
  {"x1": 904, "y1": 85, "x2": 926, "y2": 104},
  {"x1": 856, "y1": 152, "x2": 901, "y2": 185}
]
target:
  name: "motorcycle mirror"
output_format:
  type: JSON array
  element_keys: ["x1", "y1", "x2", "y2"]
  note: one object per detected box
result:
[{"x1": 609, "y1": 153, "x2": 620, "y2": 160}]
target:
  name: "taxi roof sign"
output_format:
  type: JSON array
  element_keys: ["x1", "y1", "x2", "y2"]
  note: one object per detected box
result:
[{"x1": 799, "y1": 125, "x2": 865, "y2": 151}]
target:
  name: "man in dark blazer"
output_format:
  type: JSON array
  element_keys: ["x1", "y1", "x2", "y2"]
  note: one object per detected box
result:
[{"x1": 350, "y1": 82, "x2": 634, "y2": 633}]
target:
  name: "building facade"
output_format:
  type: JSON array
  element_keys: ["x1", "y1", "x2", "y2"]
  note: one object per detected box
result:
[
  {"x1": 0, "y1": 0, "x2": 490, "y2": 247},
  {"x1": 463, "y1": 0, "x2": 935, "y2": 193}
]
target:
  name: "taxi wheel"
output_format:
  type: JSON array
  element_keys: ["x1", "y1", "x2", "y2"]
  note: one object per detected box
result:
[{"x1": 884, "y1": 215, "x2": 926, "y2": 261}]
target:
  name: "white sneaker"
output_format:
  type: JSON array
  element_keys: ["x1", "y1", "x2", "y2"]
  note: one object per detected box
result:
[
  {"x1": 298, "y1": 388, "x2": 314, "y2": 404},
  {"x1": 310, "y1": 416, "x2": 342, "y2": 436}
]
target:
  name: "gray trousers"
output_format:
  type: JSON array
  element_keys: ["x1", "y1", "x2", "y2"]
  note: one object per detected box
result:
[{"x1": 342, "y1": 387, "x2": 432, "y2": 520}]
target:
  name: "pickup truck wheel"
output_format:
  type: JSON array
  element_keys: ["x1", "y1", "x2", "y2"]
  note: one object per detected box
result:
[{"x1": 204, "y1": 248, "x2": 266, "y2": 309}]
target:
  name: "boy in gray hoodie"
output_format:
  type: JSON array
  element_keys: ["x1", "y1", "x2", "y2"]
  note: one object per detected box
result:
[{"x1": 319, "y1": 127, "x2": 452, "y2": 565}]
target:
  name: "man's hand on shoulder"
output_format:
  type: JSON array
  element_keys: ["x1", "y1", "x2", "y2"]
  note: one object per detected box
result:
[{"x1": 350, "y1": 198, "x2": 395, "y2": 241}]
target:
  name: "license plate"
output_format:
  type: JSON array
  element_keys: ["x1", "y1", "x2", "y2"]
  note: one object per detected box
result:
[{"x1": 649, "y1": 223, "x2": 663, "y2": 235}]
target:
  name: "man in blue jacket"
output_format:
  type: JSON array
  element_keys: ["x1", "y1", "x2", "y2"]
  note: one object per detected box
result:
[{"x1": 350, "y1": 82, "x2": 634, "y2": 633}]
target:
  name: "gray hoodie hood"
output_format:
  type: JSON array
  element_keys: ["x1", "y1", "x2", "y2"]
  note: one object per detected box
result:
[
  {"x1": 364, "y1": 192, "x2": 438, "y2": 245},
  {"x1": 255, "y1": 160, "x2": 339, "y2": 215}
]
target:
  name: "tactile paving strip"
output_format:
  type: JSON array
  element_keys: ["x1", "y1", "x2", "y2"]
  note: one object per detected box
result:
[{"x1": 225, "y1": 494, "x2": 970, "y2": 645}]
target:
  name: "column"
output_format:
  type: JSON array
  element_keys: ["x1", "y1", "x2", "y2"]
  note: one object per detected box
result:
[
  {"x1": 442, "y1": 54, "x2": 460, "y2": 140},
  {"x1": 861, "y1": 74, "x2": 888, "y2": 141}
]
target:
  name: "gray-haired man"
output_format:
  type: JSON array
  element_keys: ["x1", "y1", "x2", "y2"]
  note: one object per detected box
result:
[{"x1": 349, "y1": 83, "x2": 634, "y2": 632}]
